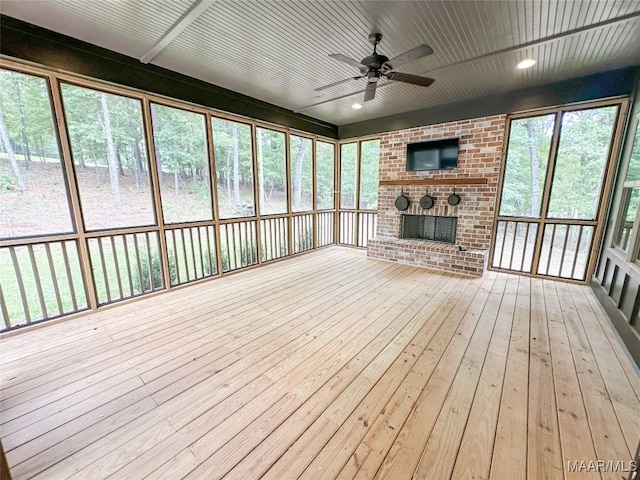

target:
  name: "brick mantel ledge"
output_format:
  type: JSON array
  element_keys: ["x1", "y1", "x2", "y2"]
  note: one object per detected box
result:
[{"x1": 367, "y1": 236, "x2": 488, "y2": 278}]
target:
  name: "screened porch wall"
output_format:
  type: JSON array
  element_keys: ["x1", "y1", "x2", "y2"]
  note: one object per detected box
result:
[
  {"x1": 593, "y1": 75, "x2": 640, "y2": 367},
  {"x1": 0, "y1": 59, "x2": 358, "y2": 332}
]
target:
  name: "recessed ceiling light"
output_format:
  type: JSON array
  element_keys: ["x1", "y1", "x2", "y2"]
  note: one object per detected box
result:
[
  {"x1": 352, "y1": 102, "x2": 363, "y2": 109},
  {"x1": 517, "y1": 58, "x2": 537, "y2": 69}
]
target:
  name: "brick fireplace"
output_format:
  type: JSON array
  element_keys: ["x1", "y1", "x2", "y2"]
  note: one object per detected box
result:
[{"x1": 367, "y1": 114, "x2": 506, "y2": 277}]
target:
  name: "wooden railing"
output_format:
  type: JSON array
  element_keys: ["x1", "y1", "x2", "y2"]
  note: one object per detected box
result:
[
  {"x1": 0, "y1": 239, "x2": 88, "y2": 329},
  {"x1": 317, "y1": 211, "x2": 335, "y2": 247},
  {"x1": 338, "y1": 210, "x2": 378, "y2": 248},
  {"x1": 292, "y1": 213, "x2": 314, "y2": 254},
  {"x1": 220, "y1": 220, "x2": 259, "y2": 272},
  {"x1": 260, "y1": 217, "x2": 288, "y2": 262},
  {"x1": 491, "y1": 220, "x2": 538, "y2": 273},
  {"x1": 87, "y1": 230, "x2": 164, "y2": 305},
  {"x1": 537, "y1": 223, "x2": 594, "y2": 281},
  {"x1": 165, "y1": 225, "x2": 217, "y2": 287},
  {"x1": 358, "y1": 212, "x2": 378, "y2": 248},
  {"x1": 1, "y1": 210, "x2": 349, "y2": 331},
  {"x1": 492, "y1": 219, "x2": 595, "y2": 281}
]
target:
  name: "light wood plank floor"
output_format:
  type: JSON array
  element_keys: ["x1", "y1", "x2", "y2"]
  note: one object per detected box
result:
[{"x1": 1, "y1": 247, "x2": 639, "y2": 480}]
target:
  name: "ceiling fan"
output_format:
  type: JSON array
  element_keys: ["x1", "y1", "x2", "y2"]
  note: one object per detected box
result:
[{"x1": 316, "y1": 33, "x2": 435, "y2": 102}]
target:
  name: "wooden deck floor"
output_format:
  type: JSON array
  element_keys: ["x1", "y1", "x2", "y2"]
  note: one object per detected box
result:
[{"x1": 1, "y1": 247, "x2": 639, "y2": 480}]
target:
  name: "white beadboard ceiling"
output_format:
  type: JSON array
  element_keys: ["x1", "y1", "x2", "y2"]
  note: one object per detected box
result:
[{"x1": 1, "y1": 0, "x2": 639, "y2": 126}]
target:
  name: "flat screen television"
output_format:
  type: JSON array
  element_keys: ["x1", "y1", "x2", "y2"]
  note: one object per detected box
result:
[{"x1": 406, "y1": 137, "x2": 459, "y2": 171}]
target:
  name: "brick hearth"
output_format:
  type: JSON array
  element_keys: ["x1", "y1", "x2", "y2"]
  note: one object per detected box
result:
[{"x1": 367, "y1": 114, "x2": 506, "y2": 277}]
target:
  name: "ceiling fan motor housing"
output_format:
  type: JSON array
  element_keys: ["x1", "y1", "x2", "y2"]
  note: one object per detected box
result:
[{"x1": 361, "y1": 53, "x2": 390, "y2": 71}]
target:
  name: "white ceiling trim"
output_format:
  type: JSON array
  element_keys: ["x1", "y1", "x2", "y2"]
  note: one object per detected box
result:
[{"x1": 140, "y1": 0, "x2": 217, "y2": 64}]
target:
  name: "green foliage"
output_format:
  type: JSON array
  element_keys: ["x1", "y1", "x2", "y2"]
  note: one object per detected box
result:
[
  {"x1": 257, "y1": 127, "x2": 287, "y2": 215},
  {"x1": 316, "y1": 141, "x2": 335, "y2": 210},
  {"x1": 547, "y1": 107, "x2": 617, "y2": 220},
  {"x1": 359, "y1": 139, "x2": 380, "y2": 210},
  {"x1": 290, "y1": 135, "x2": 313, "y2": 211},
  {"x1": 294, "y1": 227, "x2": 313, "y2": 252},
  {"x1": 132, "y1": 245, "x2": 167, "y2": 293},
  {"x1": 500, "y1": 114, "x2": 553, "y2": 217},
  {"x1": 221, "y1": 241, "x2": 257, "y2": 271},
  {"x1": 0, "y1": 172, "x2": 17, "y2": 191},
  {"x1": 500, "y1": 107, "x2": 617, "y2": 221},
  {"x1": 340, "y1": 143, "x2": 357, "y2": 209},
  {"x1": 62, "y1": 84, "x2": 148, "y2": 175},
  {"x1": 0, "y1": 70, "x2": 60, "y2": 162},
  {"x1": 152, "y1": 104, "x2": 207, "y2": 177},
  {"x1": 624, "y1": 121, "x2": 640, "y2": 182},
  {"x1": 212, "y1": 117, "x2": 255, "y2": 218},
  {"x1": 151, "y1": 103, "x2": 212, "y2": 223}
]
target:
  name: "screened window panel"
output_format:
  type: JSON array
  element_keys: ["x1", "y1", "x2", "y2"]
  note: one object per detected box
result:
[
  {"x1": 212, "y1": 117, "x2": 255, "y2": 219},
  {"x1": 61, "y1": 84, "x2": 155, "y2": 230},
  {"x1": 340, "y1": 143, "x2": 357, "y2": 209},
  {"x1": 316, "y1": 141, "x2": 335, "y2": 210},
  {"x1": 498, "y1": 114, "x2": 554, "y2": 218},
  {"x1": 613, "y1": 188, "x2": 640, "y2": 252},
  {"x1": 290, "y1": 135, "x2": 312, "y2": 212},
  {"x1": 256, "y1": 127, "x2": 287, "y2": 216},
  {"x1": 359, "y1": 139, "x2": 380, "y2": 210},
  {"x1": 151, "y1": 104, "x2": 212, "y2": 224},
  {"x1": 547, "y1": 106, "x2": 617, "y2": 220},
  {"x1": 0, "y1": 69, "x2": 73, "y2": 238}
]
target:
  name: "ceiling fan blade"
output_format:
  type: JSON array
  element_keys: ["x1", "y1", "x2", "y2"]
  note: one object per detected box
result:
[
  {"x1": 386, "y1": 71, "x2": 435, "y2": 87},
  {"x1": 328, "y1": 53, "x2": 366, "y2": 70},
  {"x1": 364, "y1": 81, "x2": 377, "y2": 102},
  {"x1": 315, "y1": 76, "x2": 361, "y2": 92},
  {"x1": 383, "y1": 44, "x2": 433, "y2": 69}
]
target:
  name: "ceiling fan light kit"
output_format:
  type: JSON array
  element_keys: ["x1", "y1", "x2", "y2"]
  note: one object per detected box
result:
[{"x1": 317, "y1": 33, "x2": 436, "y2": 103}]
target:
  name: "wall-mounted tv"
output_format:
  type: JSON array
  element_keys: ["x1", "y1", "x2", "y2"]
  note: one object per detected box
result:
[{"x1": 406, "y1": 137, "x2": 459, "y2": 171}]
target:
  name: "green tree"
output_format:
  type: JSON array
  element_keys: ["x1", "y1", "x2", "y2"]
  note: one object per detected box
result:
[
  {"x1": 290, "y1": 135, "x2": 312, "y2": 211},
  {"x1": 500, "y1": 114, "x2": 554, "y2": 217},
  {"x1": 316, "y1": 141, "x2": 335, "y2": 210},
  {"x1": 0, "y1": 99, "x2": 25, "y2": 191},
  {"x1": 212, "y1": 117, "x2": 254, "y2": 217},
  {"x1": 340, "y1": 143, "x2": 357, "y2": 209},
  {"x1": 257, "y1": 127, "x2": 286, "y2": 215},
  {"x1": 97, "y1": 92, "x2": 121, "y2": 204},
  {"x1": 359, "y1": 139, "x2": 380, "y2": 210}
]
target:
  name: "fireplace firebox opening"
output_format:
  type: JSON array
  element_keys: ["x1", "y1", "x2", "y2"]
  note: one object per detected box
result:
[{"x1": 401, "y1": 214, "x2": 457, "y2": 244}]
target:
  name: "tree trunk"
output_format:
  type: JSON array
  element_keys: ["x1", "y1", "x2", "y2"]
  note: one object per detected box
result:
[
  {"x1": 97, "y1": 92, "x2": 121, "y2": 205},
  {"x1": 12, "y1": 75, "x2": 32, "y2": 167},
  {"x1": 257, "y1": 129, "x2": 265, "y2": 210},
  {"x1": 132, "y1": 142, "x2": 143, "y2": 188},
  {"x1": 37, "y1": 135, "x2": 46, "y2": 162},
  {"x1": 230, "y1": 122, "x2": 241, "y2": 205},
  {"x1": 0, "y1": 103, "x2": 26, "y2": 191},
  {"x1": 174, "y1": 170, "x2": 179, "y2": 195},
  {"x1": 116, "y1": 148, "x2": 125, "y2": 177},
  {"x1": 157, "y1": 153, "x2": 164, "y2": 187},
  {"x1": 525, "y1": 118, "x2": 540, "y2": 217},
  {"x1": 226, "y1": 145, "x2": 232, "y2": 200},
  {"x1": 292, "y1": 138, "x2": 308, "y2": 209},
  {"x1": 91, "y1": 145, "x2": 100, "y2": 184}
]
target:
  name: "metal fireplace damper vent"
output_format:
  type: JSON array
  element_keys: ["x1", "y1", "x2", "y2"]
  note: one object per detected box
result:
[{"x1": 401, "y1": 214, "x2": 457, "y2": 244}]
